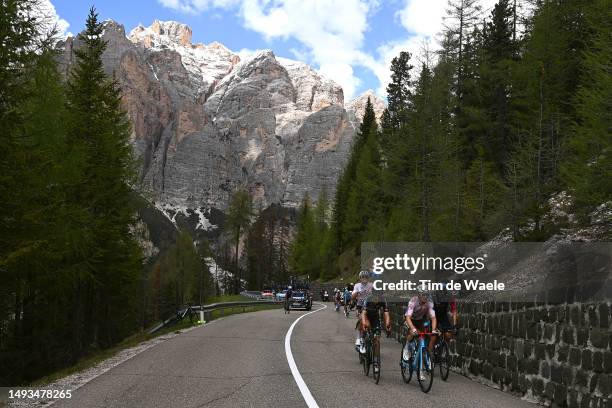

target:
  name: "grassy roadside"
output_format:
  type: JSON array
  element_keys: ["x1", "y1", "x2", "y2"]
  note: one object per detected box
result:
[{"x1": 29, "y1": 298, "x2": 279, "y2": 387}]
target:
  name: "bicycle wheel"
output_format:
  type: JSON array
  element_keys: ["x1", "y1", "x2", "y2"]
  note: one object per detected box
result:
[
  {"x1": 363, "y1": 336, "x2": 371, "y2": 376},
  {"x1": 438, "y1": 341, "x2": 450, "y2": 381},
  {"x1": 417, "y1": 348, "x2": 434, "y2": 393},
  {"x1": 400, "y1": 340, "x2": 412, "y2": 384},
  {"x1": 372, "y1": 337, "x2": 381, "y2": 384}
]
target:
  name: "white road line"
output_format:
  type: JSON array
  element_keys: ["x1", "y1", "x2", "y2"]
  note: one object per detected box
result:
[{"x1": 284, "y1": 303, "x2": 327, "y2": 408}]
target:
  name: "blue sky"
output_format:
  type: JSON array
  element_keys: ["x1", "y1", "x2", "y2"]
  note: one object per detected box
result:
[{"x1": 48, "y1": 0, "x2": 497, "y2": 100}]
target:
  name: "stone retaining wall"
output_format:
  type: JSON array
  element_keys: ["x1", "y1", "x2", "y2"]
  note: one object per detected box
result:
[{"x1": 389, "y1": 301, "x2": 612, "y2": 407}]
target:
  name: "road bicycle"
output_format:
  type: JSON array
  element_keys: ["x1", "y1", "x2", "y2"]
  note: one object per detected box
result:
[
  {"x1": 362, "y1": 325, "x2": 382, "y2": 384},
  {"x1": 433, "y1": 328, "x2": 457, "y2": 381},
  {"x1": 399, "y1": 322, "x2": 435, "y2": 393}
]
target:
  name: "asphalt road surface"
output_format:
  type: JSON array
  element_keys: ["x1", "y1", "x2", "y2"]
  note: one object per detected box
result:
[{"x1": 54, "y1": 303, "x2": 535, "y2": 408}]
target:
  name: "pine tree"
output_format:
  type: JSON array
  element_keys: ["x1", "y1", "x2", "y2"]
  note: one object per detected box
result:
[
  {"x1": 226, "y1": 188, "x2": 253, "y2": 293},
  {"x1": 479, "y1": 0, "x2": 518, "y2": 171},
  {"x1": 342, "y1": 98, "x2": 382, "y2": 245},
  {"x1": 290, "y1": 196, "x2": 316, "y2": 277},
  {"x1": 314, "y1": 189, "x2": 334, "y2": 280},
  {"x1": 331, "y1": 97, "x2": 378, "y2": 253},
  {"x1": 0, "y1": 2, "x2": 41, "y2": 371},
  {"x1": 65, "y1": 7, "x2": 143, "y2": 351},
  {"x1": 444, "y1": 0, "x2": 482, "y2": 95},
  {"x1": 381, "y1": 51, "x2": 413, "y2": 131},
  {"x1": 561, "y1": 0, "x2": 611, "y2": 211}
]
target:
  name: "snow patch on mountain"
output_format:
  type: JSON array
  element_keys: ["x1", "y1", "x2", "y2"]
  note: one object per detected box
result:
[
  {"x1": 194, "y1": 207, "x2": 216, "y2": 231},
  {"x1": 155, "y1": 202, "x2": 216, "y2": 232}
]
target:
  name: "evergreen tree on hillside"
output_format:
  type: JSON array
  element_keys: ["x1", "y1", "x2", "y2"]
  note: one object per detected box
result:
[
  {"x1": 444, "y1": 0, "x2": 482, "y2": 94},
  {"x1": 381, "y1": 51, "x2": 413, "y2": 131},
  {"x1": 314, "y1": 190, "x2": 335, "y2": 280},
  {"x1": 504, "y1": 0, "x2": 596, "y2": 235},
  {"x1": 342, "y1": 98, "x2": 382, "y2": 245},
  {"x1": 290, "y1": 196, "x2": 316, "y2": 277},
  {"x1": 65, "y1": 8, "x2": 142, "y2": 352},
  {"x1": 0, "y1": 1, "x2": 41, "y2": 351},
  {"x1": 562, "y1": 0, "x2": 611, "y2": 211},
  {"x1": 1, "y1": 41, "x2": 80, "y2": 383},
  {"x1": 479, "y1": 0, "x2": 518, "y2": 171},
  {"x1": 226, "y1": 188, "x2": 253, "y2": 293},
  {"x1": 331, "y1": 97, "x2": 378, "y2": 252}
]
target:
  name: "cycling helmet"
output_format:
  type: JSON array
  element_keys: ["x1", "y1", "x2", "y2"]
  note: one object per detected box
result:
[
  {"x1": 288, "y1": 285, "x2": 292, "y2": 290},
  {"x1": 416, "y1": 286, "x2": 431, "y2": 299},
  {"x1": 358, "y1": 270, "x2": 370, "y2": 280}
]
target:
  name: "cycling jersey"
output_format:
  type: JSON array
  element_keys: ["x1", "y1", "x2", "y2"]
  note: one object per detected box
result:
[
  {"x1": 352, "y1": 282, "x2": 373, "y2": 307},
  {"x1": 364, "y1": 291, "x2": 388, "y2": 312},
  {"x1": 363, "y1": 293, "x2": 388, "y2": 330},
  {"x1": 405, "y1": 296, "x2": 435, "y2": 320},
  {"x1": 433, "y1": 299, "x2": 456, "y2": 318},
  {"x1": 434, "y1": 298, "x2": 457, "y2": 330},
  {"x1": 343, "y1": 290, "x2": 351, "y2": 303}
]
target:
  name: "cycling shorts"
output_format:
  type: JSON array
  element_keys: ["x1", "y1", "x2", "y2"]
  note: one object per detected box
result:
[
  {"x1": 438, "y1": 315, "x2": 454, "y2": 331},
  {"x1": 365, "y1": 309, "x2": 382, "y2": 331}
]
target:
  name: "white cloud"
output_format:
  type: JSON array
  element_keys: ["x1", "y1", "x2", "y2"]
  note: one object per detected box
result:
[
  {"x1": 158, "y1": 0, "x2": 241, "y2": 14},
  {"x1": 38, "y1": 0, "x2": 71, "y2": 39},
  {"x1": 397, "y1": 0, "x2": 499, "y2": 38},
  {"x1": 397, "y1": 0, "x2": 446, "y2": 38}
]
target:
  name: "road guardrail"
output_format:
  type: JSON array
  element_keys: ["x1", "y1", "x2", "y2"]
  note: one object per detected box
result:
[{"x1": 148, "y1": 299, "x2": 282, "y2": 334}]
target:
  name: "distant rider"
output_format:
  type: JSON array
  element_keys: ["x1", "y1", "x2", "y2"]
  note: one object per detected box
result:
[
  {"x1": 285, "y1": 286, "x2": 293, "y2": 313},
  {"x1": 342, "y1": 287, "x2": 352, "y2": 315},
  {"x1": 334, "y1": 289, "x2": 342, "y2": 311},
  {"x1": 351, "y1": 270, "x2": 374, "y2": 353}
]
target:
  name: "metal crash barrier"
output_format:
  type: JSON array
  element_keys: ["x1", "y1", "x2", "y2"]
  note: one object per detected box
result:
[{"x1": 148, "y1": 299, "x2": 282, "y2": 334}]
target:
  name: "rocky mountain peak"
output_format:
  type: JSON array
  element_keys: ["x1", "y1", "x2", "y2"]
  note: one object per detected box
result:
[
  {"x1": 346, "y1": 89, "x2": 386, "y2": 125},
  {"x1": 130, "y1": 20, "x2": 192, "y2": 48},
  {"x1": 276, "y1": 57, "x2": 344, "y2": 112},
  {"x1": 128, "y1": 20, "x2": 240, "y2": 100},
  {"x1": 101, "y1": 19, "x2": 127, "y2": 37}
]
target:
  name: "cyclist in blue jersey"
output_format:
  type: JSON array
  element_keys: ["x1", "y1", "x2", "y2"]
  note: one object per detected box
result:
[{"x1": 342, "y1": 287, "x2": 352, "y2": 316}]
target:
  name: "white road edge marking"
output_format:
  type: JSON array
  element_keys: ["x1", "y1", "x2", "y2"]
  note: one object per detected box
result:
[{"x1": 284, "y1": 303, "x2": 327, "y2": 408}]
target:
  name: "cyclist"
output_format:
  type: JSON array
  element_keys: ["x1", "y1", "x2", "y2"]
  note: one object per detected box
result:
[
  {"x1": 403, "y1": 288, "x2": 439, "y2": 361},
  {"x1": 285, "y1": 285, "x2": 293, "y2": 313},
  {"x1": 351, "y1": 270, "x2": 374, "y2": 353},
  {"x1": 342, "y1": 286, "x2": 352, "y2": 315},
  {"x1": 334, "y1": 289, "x2": 342, "y2": 311},
  {"x1": 433, "y1": 288, "x2": 458, "y2": 342}
]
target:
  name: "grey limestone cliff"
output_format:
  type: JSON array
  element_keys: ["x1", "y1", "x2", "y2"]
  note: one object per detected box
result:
[{"x1": 58, "y1": 19, "x2": 385, "y2": 225}]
